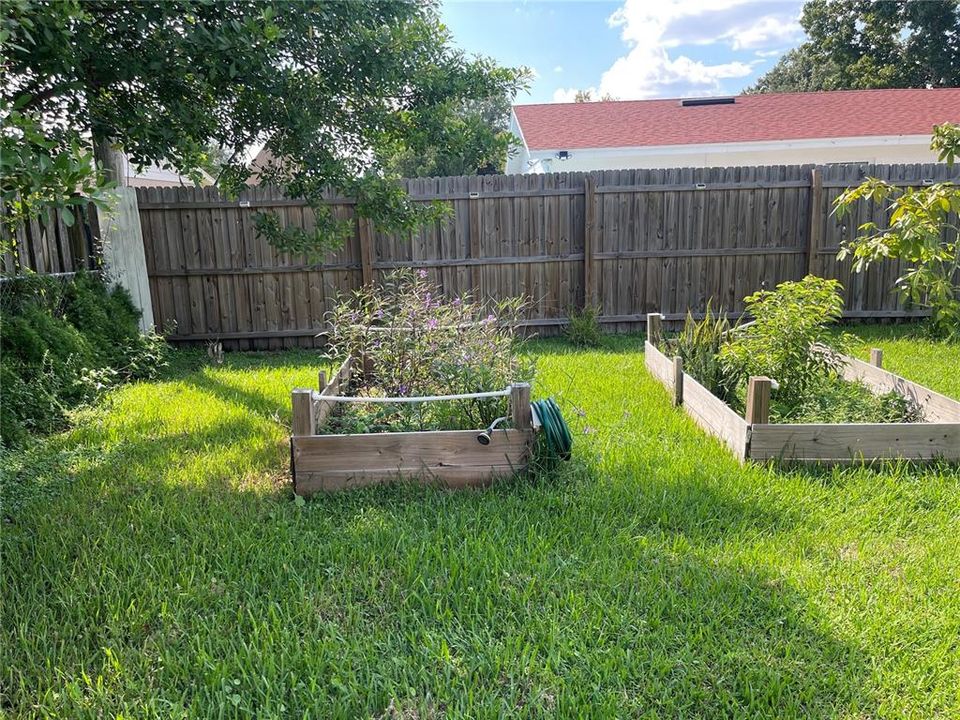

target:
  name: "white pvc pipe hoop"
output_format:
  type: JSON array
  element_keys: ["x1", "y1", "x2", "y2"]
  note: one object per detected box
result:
[{"x1": 311, "y1": 387, "x2": 511, "y2": 404}]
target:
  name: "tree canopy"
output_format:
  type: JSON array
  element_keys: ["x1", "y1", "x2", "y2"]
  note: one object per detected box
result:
[
  {"x1": 382, "y1": 93, "x2": 519, "y2": 178},
  {"x1": 749, "y1": 0, "x2": 960, "y2": 94},
  {"x1": 1, "y1": 0, "x2": 528, "y2": 251}
]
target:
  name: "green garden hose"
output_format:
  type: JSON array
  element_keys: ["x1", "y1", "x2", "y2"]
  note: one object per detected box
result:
[{"x1": 531, "y1": 398, "x2": 573, "y2": 461}]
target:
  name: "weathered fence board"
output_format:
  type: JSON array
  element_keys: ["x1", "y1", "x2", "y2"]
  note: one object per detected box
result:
[
  {"x1": 1, "y1": 201, "x2": 99, "y2": 277},
  {"x1": 132, "y1": 162, "x2": 956, "y2": 347}
]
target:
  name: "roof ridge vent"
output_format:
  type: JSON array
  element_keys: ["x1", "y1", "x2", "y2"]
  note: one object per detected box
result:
[{"x1": 680, "y1": 97, "x2": 736, "y2": 107}]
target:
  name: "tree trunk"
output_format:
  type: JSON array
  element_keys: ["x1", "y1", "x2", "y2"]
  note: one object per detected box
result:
[{"x1": 93, "y1": 134, "x2": 127, "y2": 186}]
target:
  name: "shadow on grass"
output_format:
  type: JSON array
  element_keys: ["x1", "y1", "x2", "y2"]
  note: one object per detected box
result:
[{"x1": 1, "y1": 354, "x2": 870, "y2": 717}]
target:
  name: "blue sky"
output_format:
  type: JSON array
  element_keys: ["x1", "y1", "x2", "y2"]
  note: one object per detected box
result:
[{"x1": 439, "y1": 0, "x2": 807, "y2": 104}]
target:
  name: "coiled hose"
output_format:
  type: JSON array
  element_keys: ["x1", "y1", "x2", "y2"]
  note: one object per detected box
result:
[{"x1": 531, "y1": 398, "x2": 573, "y2": 461}]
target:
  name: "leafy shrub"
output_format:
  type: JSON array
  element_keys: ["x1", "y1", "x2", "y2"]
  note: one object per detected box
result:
[
  {"x1": 720, "y1": 276, "x2": 848, "y2": 407},
  {"x1": 834, "y1": 122, "x2": 960, "y2": 339},
  {"x1": 663, "y1": 301, "x2": 740, "y2": 404},
  {"x1": 325, "y1": 269, "x2": 532, "y2": 431},
  {"x1": 564, "y1": 305, "x2": 605, "y2": 348},
  {"x1": 0, "y1": 272, "x2": 167, "y2": 446}
]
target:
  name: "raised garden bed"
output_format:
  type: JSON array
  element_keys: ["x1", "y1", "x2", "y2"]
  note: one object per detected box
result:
[
  {"x1": 645, "y1": 313, "x2": 960, "y2": 464},
  {"x1": 290, "y1": 357, "x2": 535, "y2": 494}
]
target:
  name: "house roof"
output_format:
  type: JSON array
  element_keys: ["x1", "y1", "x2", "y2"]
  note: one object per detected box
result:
[{"x1": 513, "y1": 88, "x2": 960, "y2": 151}]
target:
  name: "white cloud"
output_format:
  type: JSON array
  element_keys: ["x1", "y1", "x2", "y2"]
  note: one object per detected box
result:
[
  {"x1": 553, "y1": 0, "x2": 803, "y2": 101},
  {"x1": 726, "y1": 15, "x2": 801, "y2": 49},
  {"x1": 754, "y1": 48, "x2": 784, "y2": 58},
  {"x1": 553, "y1": 65, "x2": 564, "y2": 73}
]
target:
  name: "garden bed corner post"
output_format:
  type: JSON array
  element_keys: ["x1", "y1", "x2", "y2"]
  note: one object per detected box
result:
[
  {"x1": 511, "y1": 383, "x2": 532, "y2": 430},
  {"x1": 745, "y1": 377, "x2": 772, "y2": 425},
  {"x1": 291, "y1": 389, "x2": 316, "y2": 436}
]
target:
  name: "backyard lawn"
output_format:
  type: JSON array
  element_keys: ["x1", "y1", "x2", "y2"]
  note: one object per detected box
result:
[{"x1": 2, "y1": 325, "x2": 958, "y2": 718}]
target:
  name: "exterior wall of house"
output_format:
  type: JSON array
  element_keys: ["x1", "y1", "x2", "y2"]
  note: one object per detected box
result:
[{"x1": 510, "y1": 134, "x2": 936, "y2": 174}]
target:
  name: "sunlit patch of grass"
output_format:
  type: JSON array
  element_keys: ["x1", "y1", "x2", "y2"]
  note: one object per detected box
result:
[{"x1": 1, "y1": 328, "x2": 958, "y2": 718}]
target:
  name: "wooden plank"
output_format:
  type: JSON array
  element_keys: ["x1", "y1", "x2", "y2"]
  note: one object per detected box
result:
[
  {"x1": 682, "y1": 372, "x2": 748, "y2": 459},
  {"x1": 749, "y1": 423, "x2": 960, "y2": 462},
  {"x1": 584, "y1": 173, "x2": 598, "y2": 308},
  {"x1": 595, "y1": 180, "x2": 811, "y2": 193},
  {"x1": 292, "y1": 428, "x2": 533, "y2": 475},
  {"x1": 295, "y1": 462, "x2": 526, "y2": 494},
  {"x1": 644, "y1": 340, "x2": 675, "y2": 389},
  {"x1": 841, "y1": 355, "x2": 960, "y2": 423}
]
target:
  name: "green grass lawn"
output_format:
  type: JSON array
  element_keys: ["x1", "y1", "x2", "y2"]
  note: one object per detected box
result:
[{"x1": 2, "y1": 325, "x2": 958, "y2": 719}]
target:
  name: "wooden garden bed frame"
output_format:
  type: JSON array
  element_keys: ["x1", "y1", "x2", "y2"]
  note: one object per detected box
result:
[
  {"x1": 644, "y1": 313, "x2": 960, "y2": 465},
  {"x1": 290, "y1": 357, "x2": 535, "y2": 494}
]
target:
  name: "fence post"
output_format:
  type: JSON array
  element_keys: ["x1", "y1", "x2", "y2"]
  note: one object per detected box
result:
[
  {"x1": 583, "y1": 173, "x2": 598, "y2": 310},
  {"x1": 358, "y1": 216, "x2": 375, "y2": 286},
  {"x1": 870, "y1": 348, "x2": 883, "y2": 368},
  {"x1": 511, "y1": 382, "x2": 532, "y2": 430},
  {"x1": 468, "y1": 175, "x2": 482, "y2": 294},
  {"x1": 672, "y1": 356, "x2": 684, "y2": 406},
  {"x1": 745, "y1": 376, "x2": 771, "y2": 425},
  {"x1": 291, "y1": 388, "x2": 316, "y2": 436},
  {"x1": 98, "y1": 187, "x2": 155, "y2": 332},
  {"x1": 646, "y1": 312, "x2": 663, "y2": 345},
  {"x1": 318, "y1": 370, "x2": 327, "y2": 391},
  {"x1": 806, "y1": 167, "x2": 822, "y2": 277}
]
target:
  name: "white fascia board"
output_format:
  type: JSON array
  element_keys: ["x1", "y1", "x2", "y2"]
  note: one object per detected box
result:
[
  {"x1": 510, "y1": 110, "x2": 530, "y2": 153},
  {"x1": 526, "y1": 134, "x2": 933, "y2": 159}
]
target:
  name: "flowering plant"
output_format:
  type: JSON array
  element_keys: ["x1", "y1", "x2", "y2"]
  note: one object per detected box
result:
[{"x1": 325, "y1": 270, "x2": 533, "y2": 431}]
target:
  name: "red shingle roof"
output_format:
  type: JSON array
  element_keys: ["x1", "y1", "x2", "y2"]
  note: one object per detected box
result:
[{"x1": 513, "y1": 89, "x2": 960, "y2": 151}]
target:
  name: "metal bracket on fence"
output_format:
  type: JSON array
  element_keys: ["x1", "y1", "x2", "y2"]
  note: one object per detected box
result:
[
  {"x1": 239, "y1": 200, "x2": 251, "y2": 207},
  {"x1": 921, "y1": 178, "x2": 935, "y2": 186},
  {"x1": 468, "y1": 191, "x2": 480, "y2": 199},
  {"x1": 694, "y1": 183, "x2": 707, "y2": 190}
]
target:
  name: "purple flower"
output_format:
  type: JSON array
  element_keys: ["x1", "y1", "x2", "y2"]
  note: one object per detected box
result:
[
  {"x1": 398, "y1": 384, "x2": 408, "y2": 395},
  {"x1": 417, "y1": 270, "x2": 428, "y2": 279},
  {"x1": 427, "y1": 318, "x2": 438, "y2": 330}
]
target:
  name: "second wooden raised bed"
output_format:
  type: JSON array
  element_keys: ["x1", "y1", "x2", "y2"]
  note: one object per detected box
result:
[
  {"x1": 645, "y1": 313, "x2": 960, "y2": 465},
  {"x1": 290, "y1": 358, "x2": 535, "y2": 495}
]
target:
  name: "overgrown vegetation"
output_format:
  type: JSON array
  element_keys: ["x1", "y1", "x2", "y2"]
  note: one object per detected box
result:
[
  {"x1": 0, "y1": 272, "x2": 167, "y2": 446},
  {"x1": 563, "y1": 305, "x2": 605, "y2": 348},
  {"x1": 661, "y1": 277, "x2": 923, "y2": 424},
  {"x1": 324, "y1": 270, "x2": 532, "y2": 432},
  {"x1": 2, "y1": 329, "x2": 958, "y2": 717}
]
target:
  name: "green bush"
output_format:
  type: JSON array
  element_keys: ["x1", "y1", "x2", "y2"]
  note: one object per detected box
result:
[
  {"x1": 564, "y1": 305, "x2": 606, "y2": 348},
  {"x1": 720, "y1": 276, "x2": 848, "y2": 407},
  {"x1": 0, "y1": 272, "x2": 167, "y2": 446}
]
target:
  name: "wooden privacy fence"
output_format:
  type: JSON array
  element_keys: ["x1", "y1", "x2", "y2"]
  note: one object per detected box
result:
[
  {"x1": 135, "y1": 162, "x2": 957, "y2": 348},
  {"x1": 1, "y1": 203, "x2": 100, "y2": 277}
]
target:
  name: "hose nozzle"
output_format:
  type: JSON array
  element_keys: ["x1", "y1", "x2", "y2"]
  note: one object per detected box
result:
[{"x1": 476, "y1": 415, "x2": 509, "y2": 445}]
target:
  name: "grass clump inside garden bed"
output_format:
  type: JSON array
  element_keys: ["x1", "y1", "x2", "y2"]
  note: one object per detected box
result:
[{"x1": 2, "y1": 326, "x2": 958, "y2": 718}]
